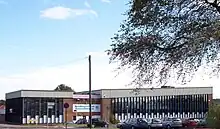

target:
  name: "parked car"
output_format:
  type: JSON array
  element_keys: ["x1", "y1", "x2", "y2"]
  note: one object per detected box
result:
[
  {"x1": 145, "y1": 118, "x2": 163, "y2": 129},
  {"x1": 75, "y1": 118, "x2": 88, "y2": 124},
  {"x1": 119, "y1": 118, "x2": 149, "y2": 129},
  {"x1": 197, "y1": 118, "x2": 207, "y2": 127},
  {"x1": 117, "y1": 122, "x2": 124, "y2": 128},
  {"x1": 87, "y1": 118, "x2": 109, "y2": 128},
  {"x1": 182, "y1": 118, "x2": 198, "y2": 127},
  {"x1": 162, "y1": 117, "x2": 182, "y2": 129}
]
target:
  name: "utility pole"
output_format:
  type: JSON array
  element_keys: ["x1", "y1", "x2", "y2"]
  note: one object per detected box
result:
[{"x1": 89, "y1": 55, "x2": 92, "y2": 129}]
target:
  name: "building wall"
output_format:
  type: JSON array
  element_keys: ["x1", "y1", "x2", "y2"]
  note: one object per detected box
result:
[
  {"x1": 22, "y1": 97, "x2": 64, "y2": 124},
  {"x1": 5, "y1": 98, "x2": 23, "y2": 124},
  {"x1": 0, "y1": 114, "x2": 5, "y2": 123},
  {"x1": 101, "y1": 98, "x2": 111, "y2": 122},
  {"x1": 6, "y1": 90, "x2": 74, "y2": 99},
  {"x1": 111, "y1": 94, "x2": 212, "y2": 122},
  {"x1": 101, "y1": 87, "x2": 213, "y2": 98},
  {"x1": 63, "y1": 98, "x2": 101, "y2": 123},
  {"x1": 5, "y1": 87, "x2": 213, "y2": 124}
]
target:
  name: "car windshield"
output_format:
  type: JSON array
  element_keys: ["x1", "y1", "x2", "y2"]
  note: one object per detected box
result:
[
  {"x1": 153, "y1": 119, "x2": 161, "y2": 122},
  {"x1": 139, "y1": 119, "x2": 148, "y2": 122},
  {"x1": 172, "y1": 118, "x2": 181, "y2": 121}
]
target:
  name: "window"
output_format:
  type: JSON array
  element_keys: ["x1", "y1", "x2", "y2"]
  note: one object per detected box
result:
[
  {"x1": 153, "y1": 118, "x2": 161, "y2": 123},
  {"x1": 73, "y1": 116, "x2": 76, "y2": 120}
]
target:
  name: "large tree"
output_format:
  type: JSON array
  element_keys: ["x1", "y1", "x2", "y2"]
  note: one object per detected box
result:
[
  {"x1": 108, "y1": 0, "x2": 220, "y2": 86},
  {"x1": 54, "y1": 84, "x2": 75, "y2": 92}
]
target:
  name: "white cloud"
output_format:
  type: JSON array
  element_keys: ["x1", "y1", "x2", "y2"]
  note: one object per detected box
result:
[
  {"x1": 84, "y1": 1, "x2": 91, "y2": 8},
  {"x1": 1, "y1": 51, "x2": 219, "y2": 99},
  {"x1": 40, "y1": 6, "x2": 98, "y2": 20},
  {"x1": 101, "y1": 0, "x2": 111, "y2": 3},
  {"x1": 0, "y1": 0, "x2": 7, "y2": 5}
]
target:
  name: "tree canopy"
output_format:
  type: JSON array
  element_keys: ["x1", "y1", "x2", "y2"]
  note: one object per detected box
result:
[
  {"x1": 207, "y1": 103, "x2": 220, "y2": 128},
  {"x1": 108, "y1": 0, "x2": 220, "y2": 86},
  {"x1": 54, "y1": 84, "x2": 75, "y2": 92},
  {"x1": 0, "y1": 100, "x2": 5, "y2": 105}
]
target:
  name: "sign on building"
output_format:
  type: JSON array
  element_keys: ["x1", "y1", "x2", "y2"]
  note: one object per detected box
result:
[
  {"x1": 72, "y1": 94, "x2": 100, "y2": 99},
  {"x1": 47, "y1": 102, "x2": 55, "y2": 109},
  {"x1": 72, "y1": 104, "x2": 100, "y2": 112}
]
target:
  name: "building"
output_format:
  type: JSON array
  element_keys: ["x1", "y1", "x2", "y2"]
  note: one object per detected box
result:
[
  {"x1": 0, "y1": 104, "x2": 5, "y2": 123},
  {"x1": 213, "y1": 99, "x2": 220, "y2": 105},
  {"x1": 5, "y1": 86, "x2": 213, "y2": 124}
]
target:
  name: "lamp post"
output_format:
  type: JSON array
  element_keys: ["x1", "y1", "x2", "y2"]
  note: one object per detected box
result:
[{"x1": 88, "y1": 55, "x2": 92, "y2": 129}]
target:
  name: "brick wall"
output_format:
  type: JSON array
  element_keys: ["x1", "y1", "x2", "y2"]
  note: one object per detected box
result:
[
  {"x1": 208, "y1": 94, "x2": 213, "y2": 105},
  {"x1": 63, "y1": 98, "x2": 101, "y2": 122},
  {"x1": 101, "y1": 98, "x2": 111, "y2": 122}
]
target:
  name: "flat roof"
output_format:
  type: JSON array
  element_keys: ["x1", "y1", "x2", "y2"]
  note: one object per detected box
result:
[{"x1": 5, "y1": 86, "x2": 213, "y2": 99}]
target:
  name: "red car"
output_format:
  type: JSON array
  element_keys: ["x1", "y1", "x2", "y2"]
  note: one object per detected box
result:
[{"x1": 182, "y1": 118, "x2": 198, "y2": 127}]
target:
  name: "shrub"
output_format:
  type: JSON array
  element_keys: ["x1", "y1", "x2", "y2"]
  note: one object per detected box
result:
[
  {"x1": 109, "y1": 114, "x2": 120, "y2": 124},
  {"x1": 207, "y1": 103, "x2": 220, "y2": 128}
]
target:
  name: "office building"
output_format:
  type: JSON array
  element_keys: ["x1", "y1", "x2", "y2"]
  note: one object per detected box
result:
[{"x1": 5, "y1": 86, "x2": 212, "y2": 124}]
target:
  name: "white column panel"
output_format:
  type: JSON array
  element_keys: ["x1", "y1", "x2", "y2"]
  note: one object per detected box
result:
[
  {"x1": 124, "y1": 115, "x2": 127, "y2": 120},
  {"x1": 27, "y1": 115, "x2": 30, "y2": 124},
  {"x1": 122, "y1": 113, "x2": 124, "y2": 121},
  {"x1": 134, "y1": 113, "x2": 137, "y2": 118},
  {"x1": 145, "y1": 113, "x2": 148, "y2": 118},
  {"x1": 23, "y1": 118, "x2": 26, "y2": 124},
  {"x1": 59, "y1": 115, "x2": 63, "y2": 123},
  {"x1": 31, "y1": 118, "x2": 34, "y2": 124},
  {"x1": 48, "y1": 118, "x2": 51, "y2": 124},
  {"x1": 35, "y1": 115, "x2": 39, "y2": 124},
  {"x1": 118, "y1": 115, "x2": 121, "y2": 121},
  {"x1": 162, "y1": 113, "x2": 165, "y2": 118},
  {"x1": 115, "y1": 113, "x2": 118, "y2": 120},
  {"x1": 55, "y1": 117, "x2": 59, "y2": 123},
  {"x1": 39, "y1": 118, "x2": 43, "y2": 124},
  {"x1": 168, "y1": 113, "x2": 170, "y2": 117},
  {"x1": 201, "y1": 112, "x2": 204, "y2": 118},
  {"x1": 128, "y1": 113, "x2": 131, "y2": 119},
  {"x1": 140, "y1": 113, "x2": 142, "y2": 118},
  {"x1": 43, "y1": 115, "x2": 47, "y2": 124},
  {"x1": 51, "y1": 115, "x2": 55, "y2": 123}
]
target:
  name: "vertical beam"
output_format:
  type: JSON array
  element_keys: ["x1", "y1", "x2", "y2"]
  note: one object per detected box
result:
[{"x1": 89, "y1": 55, "x2": 92, "y2": 129}]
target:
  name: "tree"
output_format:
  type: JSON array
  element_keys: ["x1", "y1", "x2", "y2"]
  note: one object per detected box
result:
[
  {"x1": 54, "y1": 84, "x2": 75, "y2": 92},
  {"x1": 0, "y1": 100, "x2": 5, "y2": 105},
  {"x1": 107, "y1": 0, "x2": 220, "y2": 86},
  {"x1": 207, "y1": 103, "x2": 220, "y2": 128}
]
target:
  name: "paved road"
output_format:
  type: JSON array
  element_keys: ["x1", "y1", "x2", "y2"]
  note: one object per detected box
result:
[
  {"x1": 0, "y1": 124, "x2": 68, "y2": 129},
  {"x1": 0, "y1": 124, "x2": 112, "y2": 129},
  {"x1": 0, "y1": 124, "x2": 115, "y2": 129}
]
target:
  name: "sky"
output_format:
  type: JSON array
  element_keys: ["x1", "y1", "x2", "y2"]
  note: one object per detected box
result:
[{"x1": 0, "y1": 0, "x2": 219, "y2": 99}]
